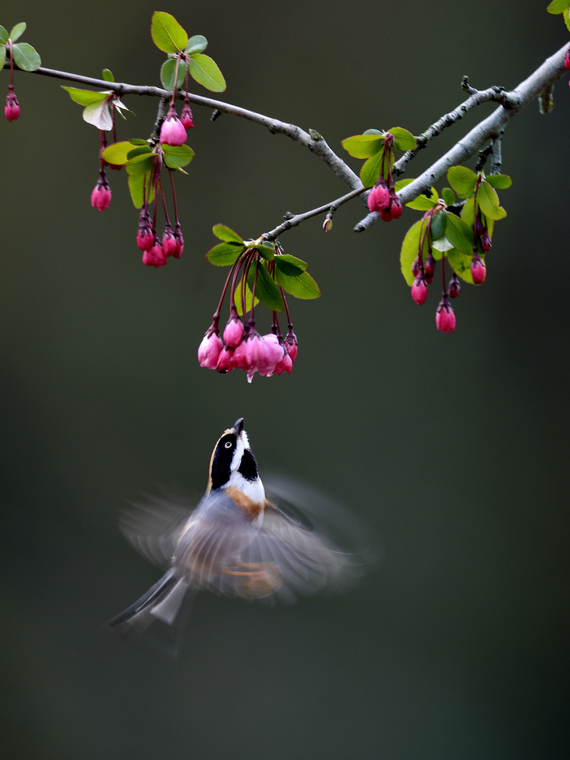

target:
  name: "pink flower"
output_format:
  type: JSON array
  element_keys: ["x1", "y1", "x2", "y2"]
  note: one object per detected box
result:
[
  {"x1": 91, "y1": 175, "x2": 112, "y2": 211},
  {"x1": 411, "y1": 276, "x2": 428, "y2": 305},
  {"x1": 367, "y1": 181, "x2": 390, "y2": 213},
  {"x1": 162, "y1": 224, "x2": 181, "y2": 258},
  {"x1": 4, "y1": 86, "x2": 19, "y2": 122},
  {"x1": 480, "y1": 232, "x2": 492, "y2": 252},
  {"x1": 198, "y1": 329, "x2": 223, "y2": 369},
  {"x1": 142, "y1": 239, "x2": 167, "y2": 268},
  {"x1": 435, "y1": 296, "x2": 456, "y2": 333},
  {"x1": 160, "y1": 108, "x2": 187, "y2": 146},
  {"x1": 230, "y1": 338, "x2": 249, "y2": 370},
  {"x1": 245, "y1": 332, "x2": 262, "y2": 382},
  {"x1": 216, "y1": 346, "x2": 234, "y2": 374},
  {"x1": 565, "y1": 47, "x2": 570, "y2": 70},
  {"x1": 180, "y1": 103, "x2": 194, "y2": 129},
  {"x1": 137, "y1": 228, "x2": 153, "y2": 251},
  {"x1": 257, "y1": 334, "x2": 285, "y2": 377},
  {"x1": 470, "y1": 252, "x2": 486, "y2": 285},
  {"x1": 380, "y1": 193, "x2": 402, "y2": 221},
  {"x1": 273, "y1": 350, "x2": 293, "y2": 375},
  {"x1": 223, "y1": 317, "x2": 245, "y2": 348}
]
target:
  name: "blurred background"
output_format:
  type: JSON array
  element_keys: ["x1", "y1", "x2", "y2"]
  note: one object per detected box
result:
[{"x1": 0, "y1": 1, "x2": 568, "y2": 758}]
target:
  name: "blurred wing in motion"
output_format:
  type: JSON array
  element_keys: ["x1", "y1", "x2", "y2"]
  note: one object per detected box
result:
[{"x1": 118, "y1": 490, "x2": 195, "y2": 568}]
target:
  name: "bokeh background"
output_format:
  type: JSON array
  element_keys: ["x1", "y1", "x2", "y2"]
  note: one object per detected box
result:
[{"x1": 1, "y1": 1, "x2": 568, "y2": 758}]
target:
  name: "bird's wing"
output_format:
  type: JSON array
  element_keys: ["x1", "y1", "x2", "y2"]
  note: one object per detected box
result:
[{"x1": 118, "y1": 493, "x2": 195, "y2": 568}]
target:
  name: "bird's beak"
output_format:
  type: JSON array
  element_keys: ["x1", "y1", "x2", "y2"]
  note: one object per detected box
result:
[{"x1": 233, "y1": 418, "x2": 244, "y2": 436}]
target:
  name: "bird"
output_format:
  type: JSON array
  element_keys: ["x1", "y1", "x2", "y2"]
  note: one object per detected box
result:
[{"x1": 109, "y1": 417, "x2": 371, "y2": 649}]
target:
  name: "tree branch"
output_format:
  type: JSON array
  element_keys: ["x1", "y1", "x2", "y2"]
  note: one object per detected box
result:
[{"x1": 354, "y1": 42, "x2": 569, "y2": 232}]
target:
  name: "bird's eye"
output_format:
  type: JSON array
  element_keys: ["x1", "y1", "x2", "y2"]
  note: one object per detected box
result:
[{"x1": 224, "y1": 441, "x2": 233, "y2": 449}]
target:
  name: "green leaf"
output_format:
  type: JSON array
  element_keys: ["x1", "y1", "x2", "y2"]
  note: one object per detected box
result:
[
  {"x1": 0, "y1": 47, "x2": 6, "y2": 70},
  {"x1": 388, "y1": 127, "x2": 417, "y2": 151},
  {"x1": 234, "y1": 282, "x2": 259, "y2": 317},
  {"x1": 186, "y1": 34, "x2": 208, "y2": 54},
  {"x1": 248, "y1": 263, "x2": 284, "y2": 311},
  {"x1": 127, "y1": 172, "x2": 155, "y2": 209},
  {"x1": 447, "y1": 248, "x2": 475, "y2": 284},
  {"x1": 102, "y1": 141, "x2": 135, "y2": 165},
  {"x1": 477, "y1": 181, "x2": 504, "y2": 220},
  {"x1": 253, "y1": 244, "x2": 275, "y2": 262},
  {"x1": 0, "y1": 26, "x2": 9, "y2": 44},
  {"x1": 360, "y1": 151, "x2": 384, "y2": 188},
  {"x1": 62, "y1": 87, "x2": 107, "y2": 106},
  {"x1": 547, "y1": 0, "x2": 570, "y2": 13},
  {"x1": 275, "y1": 254, "x2": 307, "y2": 276},
  {"x1": 445, "y1": 213, "x2": 474, "y2": 255},
  {"x1": 11, "y1": 42, "x2": 41, "y2": 71},
  {"x1": 9, "y1": 22, "x2": 26, "y2": 42},
  {"x1": 400, "y1": 219, "x2": 429, "y2": 286},
  {"x1": 565, "y1": 8, "x2": 570, "y2": 31},
  {"x1": 102, "y1": 68, "x2": 114, "y2": 82},
  {"x1": 129, "y1": 138, "x2": 148, "y2": 146},
  {"x1": 447, "y1": 165, "x2": 477, "y2": 198},
  {"x1": 341, "y1": 134, "x2": 384, "y2": 159},
  {"x1": 188, "y1": 53, "x2": 226, "y2": 92},
  {"x1": 485, "y1": 173, "x2": 512, "y2": 190},
  {"x1": 274, "y1": 269, "x2": 320, "y2": 300},
  {"x1": 441, "y1": 187, "x2": 456, "y2": 206},
  {"x1": 212, "y1": 225, "x2": 244, "y2": 244},
  {"x1": 151, "y1": 11, "x2": 188, "y2": 53},
  {"x1": 460, "y1": 196, "x2": 496, "y2": 240},
  {"x1": 160, "y1": 58, "x2": 184, "y2": 91},
  {"x1": 430, "y1": 211, "x2": 447, "y2": 241},
  {"x1": 207, "y1": 242, "x2": 244, "y2": 266},
  {"x1": 395, "y1": 180, "x2": 438, "y2": 210},
  {"x1": 126, "y1": 154, "x2": 155, "y2": 176},
  {"x1": 126, "y1": 146, "x2": 151, "y2": 160},
  {"x1": 162, "y1": 143, "x2": 195, "y2": 169}
]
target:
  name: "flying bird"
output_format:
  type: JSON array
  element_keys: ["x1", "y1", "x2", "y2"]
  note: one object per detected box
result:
[{"x1": 109, "y1": 418, "x2": 372, "y2": 649}]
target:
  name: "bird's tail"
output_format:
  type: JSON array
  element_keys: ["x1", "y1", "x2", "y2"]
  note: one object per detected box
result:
[{"x1": 109, "y1": 569, "x2": 192, "y2": 654}]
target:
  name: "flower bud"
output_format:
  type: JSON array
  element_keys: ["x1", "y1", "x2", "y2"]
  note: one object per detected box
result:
[
  {"x1": 245, "y1": 332, "x2": 262, "y2": 383},
  {"x1": 285, "y1": 327, "x2": 298, "y2": 363},
  {"x1": 411, "y1": 276, "x2": 428, "y2": 305},
  {"x1": 223, "y1": 316, "x2": 245, "y2": 348},
  {"x1": 142, "y1": 239, "x2": 167, "y2": 268},
  {"x1": 198, "y1": 329, "x2": 223, "y2": 369},
  {"x1": 390, "y1": 195, "x2": 403, "y2": 220},
  {"x1": 136, "y1": 211, "x2": 153, "y2": 251},
  {"x1": 322, "y1": 214, "x2": 333, "y2": 232},
  {"x1": 273, "y1": 350, "x2": 293, "y2": 375},
  {"x1": 216, "y1": 346, "x2": 234, "y2": 374},
  {"x1": 480, "y1": 231, "x2": 492, "y2": 252},
  {"x1": 257, "y1": 334, "x2": 285, "y2": 377},
  {"x1": 424, "y1": 252, "x2": 436, "y2": 278},
  {"x1": 160, "y1": 107, "x2": 187, "y2": 146},
  {"x1": 4, "y1": 86, "x2": 20, "y2": 122},
  {"x1": 230, "y1": 338, "x2": 249, "y2": 371},
  {"x1": 162, "y1": 223, "x2": 181, "y2": 258},
  {"x1": 173, "y1": 222, "x2": 184, "y2": 258},
  {"x1": 180, "y1": 103, "x2": 194, "y2": 129},
  {"x1": 91, "y1": 175, "x2": 112, "y2": 211},
  {"x1": 367, "y1": 181, "x2": 390, "y2": 213},
  {"x1": 448, "y1": 273, "x2": 461, "y2": 299},
  {"x1": 411, "y1": 256, "x2": 421, "y2": 279},
  {"x1": 435, "y1": 296, "x2": 456, "y2": 333},
  {"x1": 470, "y1": 251, "x2": 486, "y2": 285}
]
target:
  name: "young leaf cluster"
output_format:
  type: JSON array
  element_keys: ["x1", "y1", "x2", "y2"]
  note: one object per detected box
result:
[
  {"x1": 400, "y1": 166, "x2": 511, "y2": 287},
  {"x1": 0, "y1": 22, "x2": 41, "y2": 71},
  {"x1": 62, "y1": 70, "x2": 131, "y2": 131},
  {"x1": 101, "y1": 139, "x2": 194, "y2": 208},
  {"x1": 341, "y1": 128, "x2": 417, "y2": 187},
  {"x1": 152, "y1": 12, "x2": 226, "y2": 93},
  {"x1": 206, "y1": 225, "x2": 320, "y2": 316}
]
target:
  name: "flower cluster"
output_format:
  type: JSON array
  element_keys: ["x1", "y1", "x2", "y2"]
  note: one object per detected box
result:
[
  {"x1": 198, "y1": 246, "x2": 299, "y2": 382},
  {"x1": 366, "y1": 133, "x2": 403, "y2": 222}
]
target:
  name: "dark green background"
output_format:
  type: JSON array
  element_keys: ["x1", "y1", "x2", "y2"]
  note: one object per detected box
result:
[{"x1": 1, "y1": 1, "x2": 568, "y2": 758}]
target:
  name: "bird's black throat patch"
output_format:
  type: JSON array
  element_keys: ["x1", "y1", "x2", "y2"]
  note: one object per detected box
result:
[{"x1": 238, "y1": 448, "x2": 258, "y2": 482}]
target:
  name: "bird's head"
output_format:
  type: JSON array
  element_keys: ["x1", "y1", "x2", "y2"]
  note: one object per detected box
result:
[{"x1": 208, "y1": 418, "x2": 264, "y2": 502}]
